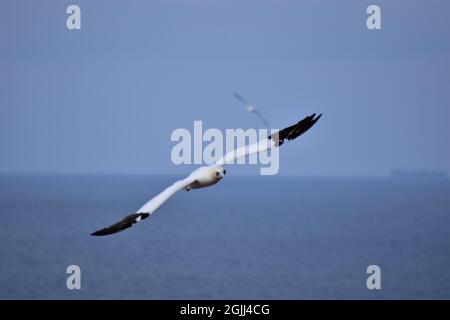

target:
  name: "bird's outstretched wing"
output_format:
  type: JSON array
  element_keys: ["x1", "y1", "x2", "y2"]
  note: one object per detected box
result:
[
  {"x1": 91, "y1": 175, "x2": 197, "y2": 236},
  {"x1": 216, "y1": 113, "x2": 322, "y2": 165}
]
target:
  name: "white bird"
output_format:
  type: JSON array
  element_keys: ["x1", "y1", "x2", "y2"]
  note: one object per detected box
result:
[{"x1": 91, "y1": 113, "x2": 322, "y2": 236}]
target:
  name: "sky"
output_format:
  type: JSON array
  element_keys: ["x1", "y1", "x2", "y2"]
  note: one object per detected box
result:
[{"x1": 1, "y1": 0, "x2": 449, "y2": 176}]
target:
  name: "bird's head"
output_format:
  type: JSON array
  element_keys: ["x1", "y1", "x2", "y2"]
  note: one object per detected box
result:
[{"x1": 210, "y1": 165, "x2": 226, "y2": 180}]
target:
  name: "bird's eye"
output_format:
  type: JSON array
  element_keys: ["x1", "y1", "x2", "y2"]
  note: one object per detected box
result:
[{"x1": 215, "y1": 171, "x2": 220, "y2": 177}]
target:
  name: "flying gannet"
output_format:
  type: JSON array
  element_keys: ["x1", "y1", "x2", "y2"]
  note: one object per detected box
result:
[{"x1": 91, "y1": 113, "x2": 322, "y2": 236}]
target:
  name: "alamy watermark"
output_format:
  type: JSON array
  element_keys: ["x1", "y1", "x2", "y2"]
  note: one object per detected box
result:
[
  {"x1": 66, "y1": 5, "x2": 81, "y2": 30},
  {"x1": 366, "y1": 4, "x2": 381, "y2": 30},
  {"x1": 170, "y1": 121, "x2": 280, "y2": 175},
  {"x1": 366, "y1": 265, "x2": 381, "y2": 290},
  {"x1": 65, "y1": 4, "x2": 381, "y2": 31},
  {"x1": 66, "y1": 265, "x2": 81, "y2": 290}
]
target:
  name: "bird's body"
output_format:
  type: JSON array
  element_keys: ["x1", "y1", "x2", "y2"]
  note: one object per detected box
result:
[
  {"x1": 91, "y1": 113, "x2": 322, "y2": 236},
  {"x1": 183, "y1": 165, "x2": 225, "y2": 191}
]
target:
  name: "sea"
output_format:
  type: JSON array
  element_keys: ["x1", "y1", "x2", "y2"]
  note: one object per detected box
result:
[{"x1": 0, "y1": 174, "x2": 449, "y2": 299}]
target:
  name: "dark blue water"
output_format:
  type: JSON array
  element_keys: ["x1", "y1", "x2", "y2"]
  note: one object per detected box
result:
[{"x1": 0, "y1": 174, "x2": 449, "y2": 299}]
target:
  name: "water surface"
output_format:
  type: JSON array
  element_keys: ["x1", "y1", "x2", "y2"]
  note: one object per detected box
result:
[{"x1": 0, "y1": 175, "x2": 449, "y2": 299}]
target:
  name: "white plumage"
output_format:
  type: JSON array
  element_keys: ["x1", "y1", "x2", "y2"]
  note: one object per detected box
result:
[{"x1": 91, "y1": 113, "x2": 321, "y2": 236}]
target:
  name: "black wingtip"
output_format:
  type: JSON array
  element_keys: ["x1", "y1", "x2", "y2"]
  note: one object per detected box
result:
[
  {"x1": 269, "y1": 113, "x2": 322, "y2": 145},
  {"x1": 91, "y1": 212, "x2": 150, "y2": 237}
]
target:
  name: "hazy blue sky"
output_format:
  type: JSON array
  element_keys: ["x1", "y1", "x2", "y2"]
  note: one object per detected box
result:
[{"x1": 1, "y1": 0, "x2": 449, "y2": 176}]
